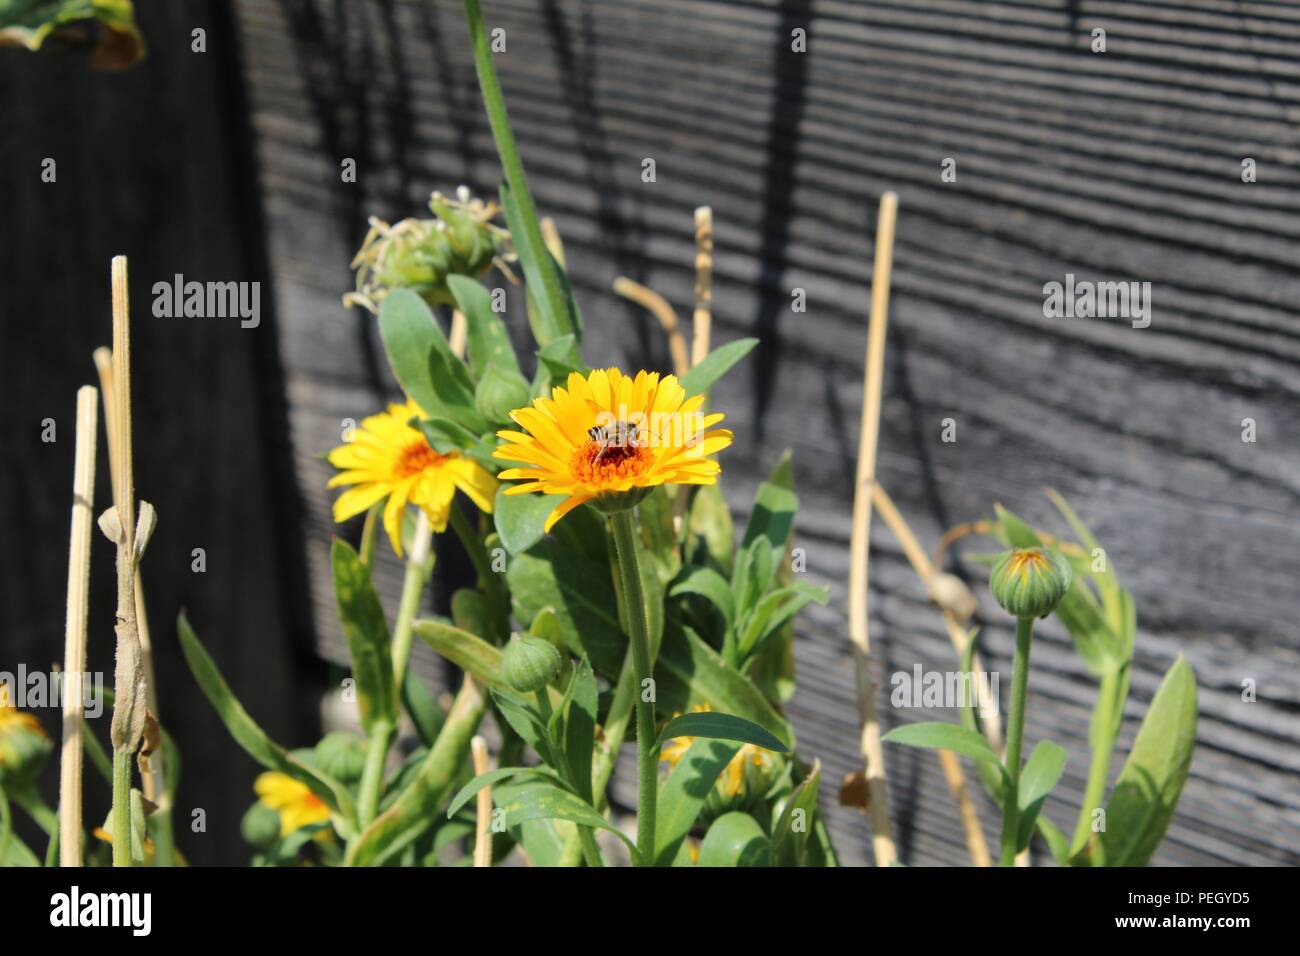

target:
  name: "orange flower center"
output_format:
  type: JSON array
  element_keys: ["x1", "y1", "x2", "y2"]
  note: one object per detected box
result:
[
  {"x1": 1008, "y1": 550, "x2": 1048, "y2": 579},
  {"x1": 572, "y1": 438, "x2": 654, "y2": 485},
  {"x1": 394, "y1": 437, "x2": 445, "y2": 478}
]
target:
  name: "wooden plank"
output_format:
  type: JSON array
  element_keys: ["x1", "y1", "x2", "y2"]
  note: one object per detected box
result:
[{"x1": 232, "y1": 0, "x2": 1300, "y2": 865}]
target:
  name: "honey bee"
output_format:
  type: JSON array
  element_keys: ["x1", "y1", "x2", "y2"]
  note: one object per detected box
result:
[{"x1": 587, "y1": 420, "x2": 643, "y2": 464}]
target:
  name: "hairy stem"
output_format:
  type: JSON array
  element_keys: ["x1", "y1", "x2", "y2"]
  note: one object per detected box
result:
[{"x1": 1000, "y1": 617, "x2": 1034, "y2": 866}]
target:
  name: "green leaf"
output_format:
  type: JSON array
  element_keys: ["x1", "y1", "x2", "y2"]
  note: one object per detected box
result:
[
  {"x1": 670, "y1": 566, "x2": 735, "y2": 633},
  {"x1": 330, "y1": 540, "x2": 397, "y2": 732},
  {"x1": 697, "y1": 811, "x2": 770, "y2": 866},
  {"x1": 655, "y1": 623, "x2": 794, "y2": 746},
  {"x1": 882, "y1": 722, "x2": 1004, "y2": 773},
  {"x1": 680, "y1": 338, "x2": 759, "y2": 397},
  {"x1": 447, "y1": 274, "x2": 520, "y2": 380},
  {"x1": 446, "y1": 766, "x2": 567, "y2": 818},
  {"x1": 489, "y1": 688, "x2": 554, "y2": 766},
  {"x1": 686, "y1": 482, "x2": 735, "y2": 576},
  {"x1": 737, "y1": 582, "x2": 828, "y2": 660},
  {"x1": 417, "y1": 418, "x2": 498, "y2": 471},
  {"x1": 559, "y1": 658, "x2": 598, "y2": 803},
  {"x1": 377, "y1": 290, "x2": 452, "y2": 418},
  {"x1": 653, "y1": 738, "x2": 741, "y2": 867},
  {"x1": 1101, "y1": 655, "x2": 1197, "y2": 866},
  {"x1": 771, "y1": 760, "x2": 822, "y2": 867},
  {"x1": 500, "y1": 183, "x2": 574, "y2": 345},
  {"x1": 400, "y1": 669, "x2": 444, "y2": 748},
  {"x1": 493, "y1": 486, "x2": 567, "y2": 555},
  {"x1": 177, "y1": 612, "x2": 355, "y2": 826},
  {"x1": 533, "y1": 334, "x2": 586, "y2": 392},
  {"x1": 507, "y1": 537, "x2": 626, "y2": 676},
  {"x1": 412, "y1": 619, "x2": 504, "y2": 687},
  {"x1": 652, "y1": 711, "x2": 790, "y2": 755},
  {"x1": 741, "y1": 474, "x2": 798, "y2": 555},
  {"x1": 492, "y1": 781, "x2": 633, "y2": 851},
  {"x1": 1016, "y1": 741, "x2": 1068, "y2": 852}
]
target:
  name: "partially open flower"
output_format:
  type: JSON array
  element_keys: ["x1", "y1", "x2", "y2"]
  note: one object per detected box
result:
[
  {"x1": 494, "y1": 368, "x2": 733, "y2": 532},
  {"x1": 989, "y1": 546, "x2": 1072, "y2": 619},
  {"x1": 327, "y1": 398, "x2": 498, "y2": 557},
  {"x1": 254, "y1": 771, "x2": 332, "y2": 837},
  {"x1": 344, "y1": 187, "x2": 511, "y2": 312}
]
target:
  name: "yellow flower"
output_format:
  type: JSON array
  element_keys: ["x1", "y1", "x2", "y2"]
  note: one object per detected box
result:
[
  {"x1": 659, "y1": 704, "x2": 772, "y2": 799},
  {"x1": 254, "y1": 772, "x2": 332, "y2": 837},
  {"x1": 327, "y1": 398, "x2": 498, "y2": 556},
  {"x1": 0, "y1": 683, "x2": 44, "y2": 739},
  {"x1": 494, "y1": 368, "x2": 733, "y2": 531}
]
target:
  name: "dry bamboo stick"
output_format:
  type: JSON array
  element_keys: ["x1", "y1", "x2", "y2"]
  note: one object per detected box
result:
[
  {"x1": 470, "y1": 735, "x2": 493, "y2": 867},
  {"x1": 449, "y1": 309, "x2": 467, "y2": 360},
  {"x1": 690, "y1": 206, "x2": 713, "y2": 368},
  {"x1": 848, "y1": 191, "x2": 899, "y2": 866},
  {"x1": 937, "y1": 749, "x2": 992, "y2": 867},
  {"x1": 612, "y1": 278, "x2": 689, "y2": 378},
  {"x1": 93, "y1": 346, "x2": 163, "y2": 803},
  {"x1": 59, "y1": 386, "x2": 98, "y2": 866}
]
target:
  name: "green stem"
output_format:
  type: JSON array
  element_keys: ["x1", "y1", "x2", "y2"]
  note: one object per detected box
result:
[
  {"x1": 357, "y1": 720, "x2": 397, "y2": 827},
  {"x1": 609, "y1": 509, "x2": 657, "y2": 867},
  {"x1": 449, "y1": 503, "x2": 508, "y2": 642},
  {"x1": 463, "y1": 0, "x2": 571, "y2": 338},
  {"x1": 1071, "y1": 668, "x2": 1121, "y2": 853},
  {"x1": 1000, "y1": 617, "x2": 1034, "y2": 866},
  {"x1": 111, "y1": 750, "x2": 132, "y2": 867},
  {"x1": 578, "y1": 826, "x2": 605, "y2": 867},
  {"x1": 390, "y1": 513, "x2": 434, "y2": 694}
]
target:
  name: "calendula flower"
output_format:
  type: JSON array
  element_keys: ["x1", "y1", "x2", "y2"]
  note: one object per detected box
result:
[
  {"x1": 327, "y1": 399, "x2": 498, "y2": 556},
  {"x1": 254, "y1": 772, "x2": 332, "y2": 837},
  {"x1": 494, "y1": 368, "x2": 733, "y2": 531},
  {"x1": 659, "y1": 704, "x2": 773, "y2": 799}
]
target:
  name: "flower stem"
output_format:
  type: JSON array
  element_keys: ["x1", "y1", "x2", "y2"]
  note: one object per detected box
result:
[
  {"x1": 1000, "y1": 616, "x2": 1034, "y2": 866},
  {"x1": 390, "y1": 511, "x2": 433, "y2": 692},
  {"x1": 609, "y1": 509, "x2": 657, "y2": 866},
  {"x1": 1071, "y1": 668, "x2": 1121, "y2": 853},
  {"x1": 357, "y1": 719, "x2": 396, "y2": 827},
  {"x1": 111, "y1": 750, "x2": 132, "y2": 866},
  {"x1": 462, "y1": 0, "x2": 571, "y2": 340}
]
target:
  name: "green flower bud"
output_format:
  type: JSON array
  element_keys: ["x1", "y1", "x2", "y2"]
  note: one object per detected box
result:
[
  {"x1": 475, "y1": 363, "x2": 532, "y2": 425},
  {"x1": 500, "y1": 634, "x2": 562, "y2": 694},
  {"x1": 313, "y1": 732, "x2": 368, "y2": 784},
  {"x1": 989, "y1": 547, "x2": 1072, "y2": 619},
  {"x1": 344, "y1": 188, "x2": 508, "y2": 312},
  {"x1": 241, "y1": 801, "x2": 282, "y2": 848}
]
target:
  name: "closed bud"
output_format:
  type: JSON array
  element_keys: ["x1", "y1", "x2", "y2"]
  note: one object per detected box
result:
[
  {"x1": 241, "y1": 801, "x2": 282, "y2": 848},
  {"x1": 313, "y1": 731, "x2": 368, "y2": 784},
  {"x1": 989, "y1": 547, "x2": 1072, "y2": 619},
  {"x1": 500, "y1": 634, "x2": 562, "y2": 694}
]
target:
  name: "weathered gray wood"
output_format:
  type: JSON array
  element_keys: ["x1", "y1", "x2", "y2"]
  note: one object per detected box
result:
[
  {"x1": 233, "y1": 0, "x2": 1300, "y2": 865},
  {"x1": 0, "y1": 3, "x2": 320, "y2": 863}
]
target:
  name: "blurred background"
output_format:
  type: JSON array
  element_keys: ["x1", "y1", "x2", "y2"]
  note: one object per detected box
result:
[{"x1": 3, "y1": 0, "x2": 1298, "y2": 865}]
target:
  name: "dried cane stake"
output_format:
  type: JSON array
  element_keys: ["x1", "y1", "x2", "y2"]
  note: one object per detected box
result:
[
  {"x1": 848, "y1": 192, "x2": 898, "y2": 866},
  {"x1": 691, "y1": 206, "x2": 713, "y2": 368},
  {"x1": 99, "y1": 256, "x2": 151, "y2": 866},
  {"x1": 470, "y1": 735, "x2": 492, "y2": 867},
  {"x1": 58, "y1": 386, "x2": 98, "y2": 866}
]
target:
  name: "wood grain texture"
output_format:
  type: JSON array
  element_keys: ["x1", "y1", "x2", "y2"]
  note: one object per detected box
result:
[{"x1": 233, "y1": 0, "x2": 1300, "y2": 865}]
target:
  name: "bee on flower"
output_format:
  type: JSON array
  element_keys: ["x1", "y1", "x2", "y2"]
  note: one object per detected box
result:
[
  {"x1": 493, "y1": 367, "x2": 733, "y2": 531},
  {"x1": 327, "y1": 398, "x2": 498, "y2": 556}
]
